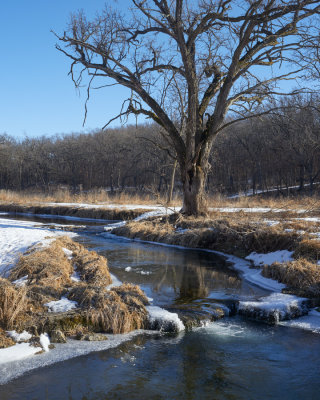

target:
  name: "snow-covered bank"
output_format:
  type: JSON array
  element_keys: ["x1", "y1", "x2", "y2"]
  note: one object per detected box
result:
[
  {"x1": 0, "y1": 218, "x2": 76, "y2": 275},
  {"x1": 280, "y1": 309, "x2": 320, "y2": 333},
  {"x1": 245, "y1": 250, "x2": 294, "y2": 267},
  {"x1": 104, "y1": 207, "x2": 176, "y2": 232},
  {"x1": 238, "y1": 293, "x2": 309, "y2": 323},
  {"x1": 147, "y1": 306, "x2": 185, "y2": 332}
]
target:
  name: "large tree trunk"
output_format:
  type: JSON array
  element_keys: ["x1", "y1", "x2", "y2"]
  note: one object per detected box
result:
[{"x1": 180, "y1": 164, "x2": 208, "y2": 216}]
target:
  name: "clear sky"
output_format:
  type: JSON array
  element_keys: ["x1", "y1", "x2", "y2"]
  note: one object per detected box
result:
[{"x1": 0, "y1": 0, "x2": 135, "y2": 139}]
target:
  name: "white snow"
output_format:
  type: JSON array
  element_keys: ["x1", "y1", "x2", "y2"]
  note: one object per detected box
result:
[
  {"x1": 62, "y1": 247, "x2": 73, "y2": 259},
  {"x1": 245, "y1": 250, "x2": 294, "y2": 267},
  {"x1": 106, "y1": 273, "x2": 122, "y2": 290},
  {"x1": 147, "y1": 305, "x2": 185, "y2": 332},
  {"x1": 210, "y1": 207, "x2": 274, "y2": 213},
  {"x1": 39, "y1": 333, "x2": 50, "y2": 352},
  {"x1": 46, "y1": 202, "x2": 179, "y2": 212},
  {"x1": 0, "y1": 343, "x2": 40, "y2": 365},
  {"x1": 280, "y1": 309, "x2": 320, "y2": 333},
  {"x1": 294, "y1": 217, "x2": 320, "y2": 222},
  {"x1": 12, "y1": 275, "x2": 28, "y2": 287},
  {"x1": 70, "y1": 268, "x2": 81, "y2": 282},
  {"x1": 44, "y1": 297, "x2": 78, "y2": 313},
  {"x1": 238, "y1": 293, "x2": 305, "y2": 318},
  {"x1": 125, "y1": 266, "x2": 132, "y2": 272},
  {"x1": 0, "y1": 217, "x2": 76, "y2": 276},
  {"x1": 7, "y1": 330, "x2": 32, "y2": 342},
  {"x1": 104, "y1": 207, "x2": 176, "y2": 232}
]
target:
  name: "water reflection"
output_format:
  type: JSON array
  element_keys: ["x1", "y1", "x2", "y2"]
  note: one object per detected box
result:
[{"x1": 93, "y1": 237, "x2": 267, "y2": 306}]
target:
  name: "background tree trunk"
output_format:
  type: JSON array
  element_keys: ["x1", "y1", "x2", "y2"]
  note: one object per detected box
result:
[{"x1": 181, "y1": 164, "x2": 207, "y2": 216}]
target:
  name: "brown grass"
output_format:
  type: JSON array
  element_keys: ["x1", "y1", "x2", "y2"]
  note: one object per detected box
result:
[
  {"x1": 0, "y1": 328, "x2": 15, "y2": 348},
  {"x1": 0, "y1": 278, "x2": 29, "y2": 330},
  {"x1": 294, "y1": 239, "x2": 320, "y2": 263},
  {"x1": 0, "y1": 188, "x2": 176, "y2": 206},
  {"x1": 68, "y1": 283, "x2": 149, "y2": 334},
  {"x1": 114, "y1": 217, "x2": 300, "y2": 258},
  {"x1": 262, "y1": 259, "x2": 320, "y2": 297},
  {"x1": 0, "y1": 235, "x2": 151, "y2": 336},
  {"x1": 9, "y1": 241, "x2": 74, "y2": 290},
  {"x1": 73, "y1": 250, "x2": 112, "y2": 287}
]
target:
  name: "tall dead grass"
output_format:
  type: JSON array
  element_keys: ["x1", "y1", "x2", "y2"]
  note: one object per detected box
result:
[
  {"x1": 0, "y1": 278, "x2": 28, "y2": 330},
  {"x1": 294, "y1": 239, "x2": 320, "y2": 263},
  {"x1": 0, "y1": 188, "x2": 175, "y2": 206},
  {"x1": 262, "y1": 259, "x2": 320, "y2": 297},
  {"x1": 114, "y1": 217, "x2": 300, "y2": 258},
  {"x1": 9, "y1": 241, "x2": 74, "y2": 290},
  {"x1": 68, "y1": 283, "x2": 149, "y2": 333}
]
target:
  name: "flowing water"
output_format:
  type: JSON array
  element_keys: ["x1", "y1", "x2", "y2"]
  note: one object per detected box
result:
[{"x1": 0, "y1": 216, "x2": 320, "y2": 399}]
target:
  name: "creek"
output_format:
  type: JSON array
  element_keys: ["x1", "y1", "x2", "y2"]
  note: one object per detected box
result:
[{"x1": 0, "y1": 215, "x2": 319, "y2": 400}]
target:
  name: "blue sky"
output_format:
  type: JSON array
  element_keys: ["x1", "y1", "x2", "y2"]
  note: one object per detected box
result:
[{"x1": 0, "y1": 0, "x2": 134, "y2": 139}]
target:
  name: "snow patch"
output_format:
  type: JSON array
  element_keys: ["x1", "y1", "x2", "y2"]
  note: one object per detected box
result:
[
  {"x1": 40, "y1": 333, "x2": 50, "y2": 352},
  {"x1": 62, "y1": 247, "x2": 73, "y2": 259},
  {"x1": 70, "y1": 267, "x2": 81, "y2": 282},
  {"x1": 12, "y1": 275, "x2": 28, "y2": 287},
  {"x1": 44, "y1": 297, "x2": 78, "y2": 313},
  {"x1": 147, "y1": 305, "x2": 185, "y2": 332},
  {"x1": 238, "y1": 293, "x2": 308, "y2": 323},
  {"x1": 280, "y1": 309, "x2": 320, "y2": 333},
  {"x1": 106, "y1": 273, "x2": 122, "y2": 290},
  {"x1": 245, "y1": 250, "x2": 294, "y2": 267},
  {"x1": 0, "y1": 217, "x2": 76, "y2": 276},
  {"x1": 7, "y1": 330, "x2": 32, "y2": 342},
  {"x1": 0, "y1": 343, "x2": 40, "y2": 365}
]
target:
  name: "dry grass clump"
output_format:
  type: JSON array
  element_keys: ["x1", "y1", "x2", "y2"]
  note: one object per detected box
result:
[
  {"x1": 294, "y1": 239, "x2": 320, "y2": 263},
  {"x1": 9, "y1": 241, "x2": 74, "y2": 290},
  {"x1": 68, "y1": 283, "x2": 149, "y2": 333},
  {"x1": 111, "y1": 283, "x2": 149, "y2": 308},
  {"x1": 262, "y1": 259, "x2": 320, "y2": 297},
  {"x1": 73, "y1": 250, "x2": 112, "y2": 286},
  {"x1": 0, "y1": 278, "x2": 28, "y2": 330},
  {"x1": 0, "y1": 235, "x2": 150, "y2": 341},
  {"x1": 0, "y1": 328, "x2": 15, "y2": 348}
]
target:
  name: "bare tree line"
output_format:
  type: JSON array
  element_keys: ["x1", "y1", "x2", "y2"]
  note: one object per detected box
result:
[
  {"x1": 55, "y1": 0, "x2": 320, "y2": 214},
  {"x1": 1, "y1": 96, "x2": 319, "y2": 198}
]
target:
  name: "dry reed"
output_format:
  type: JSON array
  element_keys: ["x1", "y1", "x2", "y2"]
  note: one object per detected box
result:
[
  {"x1": 0, "y1": 278, "x2": 28, "y2": 330},
  {"x1": 262, "y1": 259, "x2": 320, "y2": 297}
]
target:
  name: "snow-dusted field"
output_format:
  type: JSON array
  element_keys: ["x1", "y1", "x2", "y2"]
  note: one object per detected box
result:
[{"x1": 0, "y1": 216, "x2": 76, "y2": 276}]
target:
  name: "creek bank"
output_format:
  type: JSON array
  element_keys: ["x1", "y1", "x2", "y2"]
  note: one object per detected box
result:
[
  {"x1": 111, "y1": 214, "x2": 320, "y2": 298},
  {"x1": 0, "y1": 202, "x2": 149, "y2": 221},
  {"x1": 109, "y1": 214, "x2": 320, "y2": 325}
]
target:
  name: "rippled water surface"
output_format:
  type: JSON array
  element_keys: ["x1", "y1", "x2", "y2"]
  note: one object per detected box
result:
[{"x1": 0, "y1": 216, "x2": 320, "y2": 400}]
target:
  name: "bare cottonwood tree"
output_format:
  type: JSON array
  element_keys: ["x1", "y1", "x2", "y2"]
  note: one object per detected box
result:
[{"x1": 56, "y1": 0, "x2": 320, "y2": 215}]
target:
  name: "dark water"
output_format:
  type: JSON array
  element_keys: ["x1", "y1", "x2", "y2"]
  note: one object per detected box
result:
[{"x1": 0, "y1": 216, "x2": 320, "y2": 400}]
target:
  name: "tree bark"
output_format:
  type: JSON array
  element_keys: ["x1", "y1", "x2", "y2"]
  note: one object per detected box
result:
[{"x1": 180, "y1": 164, "x2": 207, "y2": 216}]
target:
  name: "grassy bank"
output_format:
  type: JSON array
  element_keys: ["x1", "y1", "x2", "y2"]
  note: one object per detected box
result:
[
  {"x1": 0, "y1": 237, "x2": 149, "y2": 348},
  {"x1": 0, "y1": 203, "x2": 149, "y2": 221}
]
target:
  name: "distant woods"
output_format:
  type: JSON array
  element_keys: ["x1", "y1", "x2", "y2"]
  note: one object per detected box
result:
[{"x1": 1, "y1": 99, "x2": 320, "y2": 197}]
